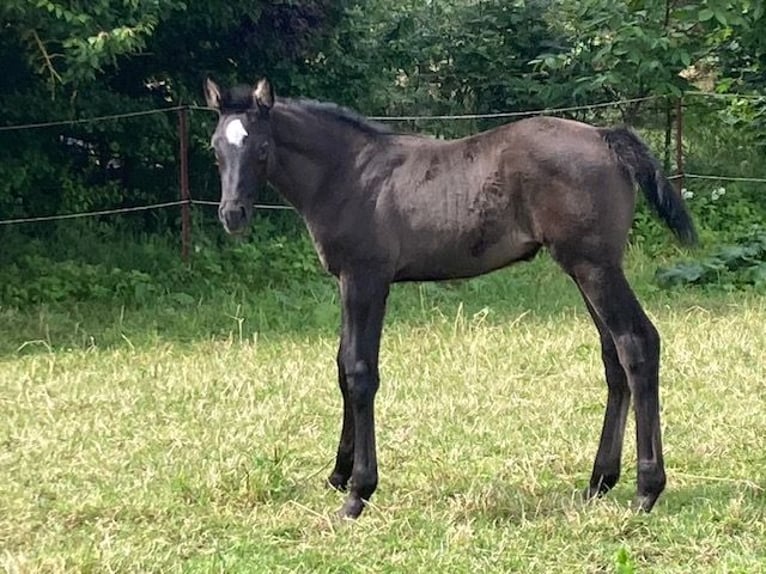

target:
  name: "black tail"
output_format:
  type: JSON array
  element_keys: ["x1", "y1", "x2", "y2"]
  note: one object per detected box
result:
[{"x1": 600, "y1": 126, "x2": 698, "y2": 246}]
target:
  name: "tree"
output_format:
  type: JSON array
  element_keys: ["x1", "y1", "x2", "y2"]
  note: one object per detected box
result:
[
  {"x1": 0, "y1": 1, "x2": 350, "y2": 221},
  {"x1": 535, "y1": 0, "x2": 762, "y2": 103},
  {"x1": 1, "y1": 0, "x2": 185, "y2": 90}
]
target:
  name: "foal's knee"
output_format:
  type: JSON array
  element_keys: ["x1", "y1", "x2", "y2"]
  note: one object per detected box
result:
[
  {"x1": 614, "y1": 323, "x2": 660, "y2": 378},
  {"x1": 599, "y1": 334, "x2": 622, "y2": 369},
  {"x1": 344, "y1": 359, "x2": 379, "y2": 402}
]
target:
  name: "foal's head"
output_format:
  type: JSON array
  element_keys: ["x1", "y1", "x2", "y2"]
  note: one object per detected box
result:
[{"x1": 204, "y1": 78, "x2": 275, "y2": 234}]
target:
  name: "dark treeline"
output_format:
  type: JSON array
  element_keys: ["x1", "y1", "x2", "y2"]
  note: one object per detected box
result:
[{"x1": 0, "y1": 0, "x2": 763, "y2": 226}]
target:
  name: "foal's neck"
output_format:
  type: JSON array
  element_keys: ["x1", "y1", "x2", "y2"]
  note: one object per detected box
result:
[{"x1": 267, "y1": 101, "x2": 378, "y2": 215}]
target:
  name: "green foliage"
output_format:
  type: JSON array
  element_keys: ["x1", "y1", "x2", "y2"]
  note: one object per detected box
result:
[
  {"x1": 1, "y1": 0, "x2": 186, "y2": 87},
  {"x1": 686, "y1": 186, "x2": 763, "y2": 237},
  {"x1": 656, "y1": 226, "x2": 766, "y2": 290},
  {"x1": 369, "y1": 1, "x2": 560, "y2": 110},
  {"x1": 0, "y1": 0, "x2": 765, "y2": 304},
  {"x1": 279, "y1": 0, "x2": 569, "y2": 138},
  {"x1": 629, "y1": 91, "x2": 766, "y2": 257},
  {"x1": 189, "y1": 221, "x2": 323, "y2": 294},
  {"x1": 537, "y1": 0, "x2": 760, "y2": 103},
  {"x1": 4, "y1": 258, "x2": 162, "y2": 305},
  {"x1": 0, "y1": 216, "x2": 323, "y2": 308},
  {"x1": 614, "y1": 546, "x2": 637, "y2": 574},
  {"x1": 0, "y1": 1, "x2": 348, "y2": 226},
  {"x1": 632, "y1": 180, "x2": 766, "y2": 257},
  {"x1": 718, "y1": 0, "x2": 765, "y2": 91}
]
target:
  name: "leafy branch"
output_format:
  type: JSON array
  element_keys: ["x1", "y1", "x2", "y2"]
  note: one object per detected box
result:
[{"x1": 30, "y1": 29, "x2": 62, "y2": 92}]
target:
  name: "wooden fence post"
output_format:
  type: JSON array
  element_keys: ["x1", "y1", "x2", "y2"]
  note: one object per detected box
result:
[
  {"x1": 178, "y1": 106, "x2": 191, "y2": 263},
  {"x1": 663, "y1": 98, "x2": 673, "y2": 172},
  {"x1": 675, "y1": 97, "x2": 685, "y2": 193}
]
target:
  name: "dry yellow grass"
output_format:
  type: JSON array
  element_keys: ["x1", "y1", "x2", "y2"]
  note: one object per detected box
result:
[{"x1": 1, "y1": 253, "x2": 764, "y2": 573}]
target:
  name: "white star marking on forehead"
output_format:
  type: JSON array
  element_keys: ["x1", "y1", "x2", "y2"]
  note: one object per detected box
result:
[{"x1": 224, "y1": 119, "x2": 248, "y2": 147}]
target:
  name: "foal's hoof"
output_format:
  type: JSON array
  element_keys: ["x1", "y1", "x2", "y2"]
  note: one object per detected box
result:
[
  {"x1": 326, "y1": 472, "x2": 349, "y2": 492},
  {"x1": 582, "y1": 475, "x2": 619, "y2": 502},
  {"x1": 582, "y1": 481, "x2": 617, "y2": 502},
  {"x1": 337, "y1": 496, "x2": 365, "y2": 520},
  {"x1": 633, "y1": 492, "x2": 661, "y2": 513},
  {"x1": 582, "y1": 485, "x2": 606, "y2": 502}
]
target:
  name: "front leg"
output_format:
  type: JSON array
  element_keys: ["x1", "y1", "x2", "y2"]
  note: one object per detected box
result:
[
  {"x1": 335, "y1": 272, "x2": 389, "y2": 519},
  {"x1": 327, "y1": 344, "x2": 354, "y2": 491}
]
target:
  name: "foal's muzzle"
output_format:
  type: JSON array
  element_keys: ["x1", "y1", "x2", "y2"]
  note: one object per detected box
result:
[{"x1": 218, "y1": 201, "x2": 251, "y2": 234}]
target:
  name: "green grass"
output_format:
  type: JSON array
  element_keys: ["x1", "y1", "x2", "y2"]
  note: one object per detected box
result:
[{"x1": 1, "y1": 251, "x2": 765, "y2": 573}]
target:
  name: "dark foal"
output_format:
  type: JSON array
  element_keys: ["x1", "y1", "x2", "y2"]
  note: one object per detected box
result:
[{"x1": 204, "y1": 78, "x2": 697, "y2": 519}]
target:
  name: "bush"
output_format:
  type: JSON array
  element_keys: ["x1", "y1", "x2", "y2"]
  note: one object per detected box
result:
[
  {"x1": 0, "y1": 213, "x2": 324, "y2": 308},
  {"x1": 656, "y1": 226, "x2": 766, "y2": 291}
]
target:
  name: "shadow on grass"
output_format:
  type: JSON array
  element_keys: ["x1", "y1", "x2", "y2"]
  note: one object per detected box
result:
[
  {"x1": 0, "y1": 249, "x2": 740, "y2": 359},
  {"x1": 416, "y1": 473, "x2": 764, "y2": 526}
]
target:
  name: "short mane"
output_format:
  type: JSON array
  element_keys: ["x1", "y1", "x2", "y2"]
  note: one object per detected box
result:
[
  {"x1": 285, "y1": 98, "x2": 393, "y2": 136},
  {"x1": 219, "y1": 85, "x2": 392, "y2": 136}
]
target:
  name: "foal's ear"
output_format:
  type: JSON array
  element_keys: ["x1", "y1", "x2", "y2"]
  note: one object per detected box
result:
[
  {"x1": 204, "y1": 77, "x2": 221, "y2": 110},
  {"x1": 253, "y1": 78, "x2": 275, "y2": 110}
]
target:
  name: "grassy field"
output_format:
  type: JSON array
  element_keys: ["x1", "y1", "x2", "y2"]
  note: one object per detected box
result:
[{"x1": 1, "y1": 250, "x2": 765, "y2": 573}]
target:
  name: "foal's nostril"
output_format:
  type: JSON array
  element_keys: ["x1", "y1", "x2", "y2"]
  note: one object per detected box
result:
[
  {"x1": 218, "y1": 202, "x2": 249, "y2": 232},
  {"x1": 226, "y1": 209, "x2": 241, "y2": 228}
]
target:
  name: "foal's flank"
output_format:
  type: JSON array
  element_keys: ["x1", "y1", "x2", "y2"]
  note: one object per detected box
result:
[{"x1": 205, "y1": 77, "x2": 696, "y2": 519}]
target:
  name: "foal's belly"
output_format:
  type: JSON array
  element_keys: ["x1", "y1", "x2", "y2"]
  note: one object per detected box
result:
[{"x1": 393, "y1": 229, "x2": 540, "y2": 282}]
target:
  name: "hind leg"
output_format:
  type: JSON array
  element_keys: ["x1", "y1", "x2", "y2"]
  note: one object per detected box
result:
[
  {"x1": 568, "y1": 261, "x2": 666, "y2": 511},
  {"x1": 577, "y1": 291, "x2": 631, "y2": 499}
]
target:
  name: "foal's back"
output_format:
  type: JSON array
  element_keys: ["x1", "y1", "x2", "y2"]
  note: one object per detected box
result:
[{"x1": 381, "y1": 116, "x2": 635, "y2": 281}]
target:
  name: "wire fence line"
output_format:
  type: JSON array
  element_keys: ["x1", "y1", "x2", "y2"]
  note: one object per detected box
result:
[
  {"x1": 0, "y1": 106, "x2": 188, "y2": 133},
  {"x1": 4, "y1": 97, "x2": 656, "y2": 132},
  {"x1": 368, "y1": 95, "x2": 663, "y2": 121},
  {"x1": 0, "y1": 200, "x2": 189, "y2": 226},
  {"x1": 683, "y1": 92, "x2": 765, "y2": 101},
  {"x1": 1, "y1": 91, "x2": 763, "y2": 132},
  {"x1": 682, "y1": 174, "x2": 766, "y2": 184},
  {"x1": 0, "y1": 199, "x2": 293, "y2": 226},
  {"x1": 0, "y1": 90, "x2": 764, "y2": 228},
  {"x1": 2, "y1": 171, "x2": 765, "y2": 226}
]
